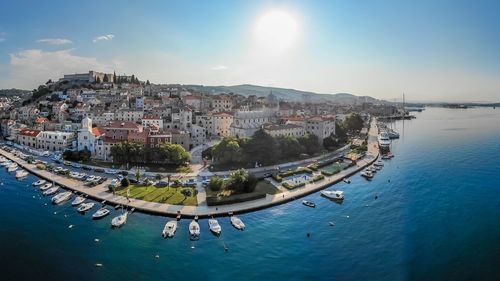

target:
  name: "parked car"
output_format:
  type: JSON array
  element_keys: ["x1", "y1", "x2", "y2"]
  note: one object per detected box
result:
[
  {"x1": 118, "y1": 171, "x2": 129, "y2": 176},
  {"x1": 82, "y1": 166, "x2": 92, "y2": 171},
  {"x1": 94, "y1": 168, "x2": 105, "y2": 173}
]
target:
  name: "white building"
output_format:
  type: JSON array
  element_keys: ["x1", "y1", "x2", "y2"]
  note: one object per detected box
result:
[
  {"x1": 77, "y1": 117, "x2": 105, "y2": 156},
  {"x1": 263, "y1": 123, "x2": 307, "y2": 138},
  {"x1": 37, "y1": 130, "x2": 75, "y2": 152},
  {"x1": 142, "y1": 115, "x2": 164, "y2": 130},
  {"x1": 115, "y1": 109, "x2": 144, "y2": 123},
  {"x1": 306, "y1": 116, "x2": 336, "y2": 144},
  {"x1": 230, "y1": 108, "x2": 276, "y2": 138}
]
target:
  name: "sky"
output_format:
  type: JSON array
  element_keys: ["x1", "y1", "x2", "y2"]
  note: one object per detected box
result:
[{"x1": 0, "y1": 0, "x2": 499, "y2": 102}]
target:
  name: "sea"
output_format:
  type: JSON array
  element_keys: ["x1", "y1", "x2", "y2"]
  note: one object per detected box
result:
[{"x1": 0, "y1": 107, "x2": 499, "y2": 281}]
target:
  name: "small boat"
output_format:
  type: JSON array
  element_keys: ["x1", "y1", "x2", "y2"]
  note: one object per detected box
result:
[
  {"x1": 43, "y1": 186, "x2": 59, "y2": 196},
  {"x1": 374, "y1": 160, "x2": 384, "y2": 167},
  {"x1": 15, "y1": 170, "x2": 29, "y2": 179},
  {"x1": 92, "y1": 208, "x2": 110, "y2": 219},
  {"x1": 382, "y1": 155, "x2": 391, "y2": 160},
  {"x1": 40, "y1": 183, "x2": 53, "y2": 191},
  {"x1": 32, "y1": 179, "x2": 47, "y2": 186},
  {"x1": 302, "y1": 200, "x2": 316, "y2": 208},
  {"x1": 230, "y1": 216, "x2": 246, "y2": 230},
  {"x1": 111, "y1": 212, "x2": 128, "y2": 228},
  {"x1": 361, "y1": 171, "x2": 374, "y2": 179},
  {"x1": 189, "y1": 220, "x2": 200, "y2": 240},
  {"x1": 320, "y1": 190, "x2": 344, "y2": 201},
  {"x1": 1, "y1": 160, "x2": 11, "y2": 166},
  {"x1": 343, "y1": 178, "x2": 351, "y2": 184},
  {"x1": 208, "y1": 218, "x2": 222, "y2": 235},
  {"x1": 77, "y1": 202, "x2": 95, "y2": 213},
  {"x1": 52, "y1": 191, "x2": 72, "y2": 205},
  {"x1": 7, "y1": 165, "x2": 18, "y2": 173},
  {"x1": 72, "y1": 196, "x2": 85, "y2": 206},
  {"x1": 162, "y1": 220, "x2": 178, "y2": 238},
  {"x1": 367, "y1": 166, "x2": 377, "y2": 173}
]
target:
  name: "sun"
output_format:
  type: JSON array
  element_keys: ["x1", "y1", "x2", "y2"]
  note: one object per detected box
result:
[{"x1": 254, "y1": 10, "x2": 299, "y2": 52}]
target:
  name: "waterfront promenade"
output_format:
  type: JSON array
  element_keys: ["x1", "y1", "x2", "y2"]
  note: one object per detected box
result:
[{"x1": 0, "y1": 120, "x2": 379, "y2": 218}]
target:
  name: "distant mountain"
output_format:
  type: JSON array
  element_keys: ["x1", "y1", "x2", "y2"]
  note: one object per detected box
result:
[
  {"x1": 184, "y1": 84, "x2": 381, "y2": 104},
  {"x1": 0, "y1": 88, "x2": 31, "y2": 97}
]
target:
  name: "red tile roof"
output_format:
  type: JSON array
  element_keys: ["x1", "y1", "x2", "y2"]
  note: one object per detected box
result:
[
  {"x1": 92, "y1": 127, "x2": 104, "y2": 136},
  {"x1": 18, "y1": 128, "x2": 42, "y2": 137}
]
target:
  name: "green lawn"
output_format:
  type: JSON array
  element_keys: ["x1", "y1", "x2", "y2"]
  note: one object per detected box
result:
[
  {"x1": 206, "y1": 179, "x2": 280, "y2": 198},
  {"x1": 321, "y1": 163, "x2": 343, "y2": 174},
  {"x1": 116, "y1": 184, "x2": 198, "y2": 206}
]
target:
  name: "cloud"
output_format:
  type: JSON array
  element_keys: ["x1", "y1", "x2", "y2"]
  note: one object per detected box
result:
[
  {"x1": 211, "y1": 65, "x2": 228, "y2": 71},
  {"x1": 36, "y1": 38, "x2": 73, "y2": 45},
  {"x1": 93, "y1": 34, "x2": 114, "y2": 43},
  {"x1": 2, "y1": 49, "x2": 113, "y2": 89}
]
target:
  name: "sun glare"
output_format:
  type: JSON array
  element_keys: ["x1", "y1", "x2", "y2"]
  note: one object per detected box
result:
[{"x1": 254, "y1": 10, "x2": 299, "y2": 52}]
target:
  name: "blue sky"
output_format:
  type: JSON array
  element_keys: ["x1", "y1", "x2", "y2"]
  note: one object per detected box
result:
[{"x1": 1, "y1": 0, "x2": 499, "y2": 102}]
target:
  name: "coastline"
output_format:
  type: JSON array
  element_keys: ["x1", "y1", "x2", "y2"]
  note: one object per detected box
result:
[{"x1": 0, "y1": 120, "x2": 379, "y2": 218}]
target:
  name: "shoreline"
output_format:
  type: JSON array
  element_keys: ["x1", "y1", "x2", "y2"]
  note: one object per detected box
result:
[{"x1": 0, "y1": 120, "x2": 379, "y2": 219}]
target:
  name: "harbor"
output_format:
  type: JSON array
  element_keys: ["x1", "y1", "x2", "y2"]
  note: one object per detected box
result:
[{"x1": 0, "y1": 120, "x2": 381, "y2": 219}]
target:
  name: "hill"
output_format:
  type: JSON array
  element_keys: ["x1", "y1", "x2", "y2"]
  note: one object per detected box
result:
[
  {"x1": 184, "y1": 84, "x2": 381, "y2": 104},
  {"x1": 0, "y1": 88, "x2": 31, "y2": 97}
]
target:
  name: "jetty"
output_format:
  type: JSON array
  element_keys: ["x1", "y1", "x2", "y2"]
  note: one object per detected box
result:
[{"x1": 0, "y1": 120, "x2": 380, "y2": 218}]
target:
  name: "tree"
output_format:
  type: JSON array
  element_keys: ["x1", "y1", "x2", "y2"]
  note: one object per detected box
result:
[
  {"x1": 102, "y1": 74, "x2": 109, "y2": 83},
  {"x1": 113, "y1": 71, "x2": 117, "y2": 84},
  {"x1": 146, "y1": 80, "x2": 150, "y2": 85},
  {"x1": 131, "y1": 75, "x2": 135, "y2": 84},
  {"x1": 277, "y1": 136, "x2": 303, "y2": 160},
  {"x1": 212, "y1": 137, "x2": 242, "y2": 164},
  {"x1": 96, "y1": 76, "x2": 101, "y2": 83},
  {"x1": 298, "y1": 134, "x2": 321, "y2": 155},
  {"x1": 121, "y1": 177, "x2": 130, "y2": 187},
  {"x1": 208, "y1": 176, "x2": 224, "y2": 191},
  {"x1": 323, "y1": 134, "x2": 339, "y2": 151},
  {"x1": 135, "y1": 170, "x2": 142, "y2": 182},
  {"x1": 344, "y1": 113, "x2": 364, "y2": 133},
  {"x1": 243, "y1": 129, "x2": 278, "y2": 166}
]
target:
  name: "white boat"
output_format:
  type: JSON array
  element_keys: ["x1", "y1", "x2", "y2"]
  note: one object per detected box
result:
[
  {"x1": 72, "y1": 196, "x2": 85, "y2": 206},
  {"x1": 374, "y1": 160, "x2": 384, "y2": 167},
  {"x1": 320, "y1": 190, "x2": 344, "y2": 201},
  {"x1": 343, "y1": 178, "x2": 351, "y2": 184},
  {"x1": 0, "y1": 160, "x2": 11, "y2": 166},
  {"x1": 7, "y1": 165, "x2": 18, "y2": 173},
  {"x1": 32, "y1": 179, "x2": 47, "y2": 186},
  {"x1": 208, "y1": 218, "x2": 222, "y2": 235},
  {"x1": 162, "y1": 220, "x2": 178, "y2": 238},
  {"x1": 15, "y1": 170, "x2": 29, "y2": 179},
  {"x1": 43, "y1": 186, "x2": 59, "y2": 196},
  {"x1": 52, "y1": 191, "x2": 72, "y2": 205},
  {"x1": 230, "y1": 216, "x2": 246, "y2": 230},
  {"x1": 111, "y1": 212, "x2": 128, "y2": 228},
  {"x1": 361, "y1": 171, "x2": 374, "y2": 179},
  {"x1": 77, "y1": 202, "x2": 95, "y2": 212},
  {"x1": 40, "y1": 183, "x2": 53, "y2": 191},
  {"x1": 92, "y1": 207, "x2": 110, "y2": 219},
  {"x1": 189, "y1": 220, "x2": 200, "y2": 240},
  {"x1": 302, "y1": 200, "x2": 316, "y2": 208},
  {"x1": 378, "y1": 133, "x2": 391, "y2": 147}
]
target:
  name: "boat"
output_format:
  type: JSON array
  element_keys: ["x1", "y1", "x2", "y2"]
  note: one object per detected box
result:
[
  {"x1": 92, "y1": 207, "x2": 110, "y2": 219},
  {"x1": 15, "y1": 170, "x2": 29, "y2": 179},
  {"x1": 320, "y1": 190, "x2": 344, "y2": 201},
  {"x1": 32, "y1": 179, "x2": 47, "y2": 186},
  {"x1": 7, "y1": 165, "x2": 18, "y2": 173},
  {"x1": 40, "y1": 183, "x2": 53, "y2": 191},
  {"x1": 1, "y1": 160, "x2": 12, "y2": 166},
  {"x1": 42, "y1": 186, "x2": 59, "y2": 196},
  {"x1": 374, "y1": 160, "x2": 384, "y2": 167},
  {"x1": 361, "y1": 171, "x2": 374, "y2": 179},
  {"x1": 111, "y1": 212, "x2": 128, "y2": 228},
  {"x1": 189, "y1": 220, "x2": 200, "y2": 240},
  {"x1": 230, "y1": 216, "x2": 246, "y2": 230},
  {"x1": 378, "y1": 133, "x2": 391, "y2": 147},
  {"x1": 72, "y1": 196, "x2": 85, "y2": 206},
  {"x1": 52, "y1": 191, "x2": 72, "y2": 205},
  {"x1": 77, "y1": 202, "x2": 95, "y2": 213},
  {"x1": 208, "y1": 218, "x2": 222, "y2": 235},
  {"x1": 367, "y1": 166, "x2": 377, "y2": 173},
  {"x1": 343, "y1": 178, "x2": 351, "y2": 184},
  {"x1": 162, "y1": 220, "x2": 178, "y2": 238},
  {"x1": 302, "y1": 200, "x2": 316, "y2": 208},
  {"x1": 382, "y1": 155, "x2": 391, "y2": 160}
]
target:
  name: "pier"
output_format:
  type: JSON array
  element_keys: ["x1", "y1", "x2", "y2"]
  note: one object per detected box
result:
[{"x1": 0, "y1": 120, "x2": 379, "y2": 218}]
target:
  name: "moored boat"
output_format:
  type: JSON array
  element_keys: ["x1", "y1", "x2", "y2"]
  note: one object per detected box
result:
[
  {"x1": 43, "y1": 186, "x2": 59, "y2": 196},
  {"x1": 32, "y1": 179, "x2": 47, "y2": 186},
  {"x1": 7, "y1": 164, "x2": 18, "y2": 173},
  {"x1": 77, "y1": 202, "x2": 95, "y2": 213},
  {"x1": 361, "y1": 171, "x2": 374, "y2": 179},
  {"x1": 92, "y1": 207, "x2": 110, "y2": 219},
  {"x1": 162, "y1": 220, "x2": 178, "y2": 238},
  {"x1": 374, "y1": 160, "x2": 384, "y2": 167},
  {"x1": 378, "y1": 133, "x2": 391, "y2": 147},
  {"x1": 302, "y1": 200, "x2": 316, "y2": 208},
  {"x1": 111, "y1": 212, "x2": 128, "y2": 228},
  {"x1": 208, "y1": 218, "x2": 222, "y2": 236},
  {"x1": 72, "y1": 195, "x2": 85, "y2": 206},
  {"x1": 52, "y1": 191, "x2": 72, "y2": 205},
  {"x1": 40, "y1": 183, "x2": 53, "y2": 191},
  {"x1": 189, "y1": 220, "x2": 200, "y2": 240},
  {"x1": 230, "y1": 216, "x2": 245, "y2": 230},
  {"x1": 343, "y1": 178, "x2": 351, "y2": 184},
  {"x1": 320, "y1": 190, "x2": 344, "y2": 201},
  {"x1": 15, "y1": 170, "x2": 28, "y2": 179}
]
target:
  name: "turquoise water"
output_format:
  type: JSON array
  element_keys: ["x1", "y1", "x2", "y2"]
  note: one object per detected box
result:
[{"x1": 0, "y1": 107, "x2": 499, "y2": 281}]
